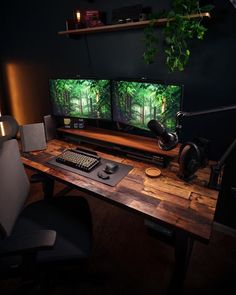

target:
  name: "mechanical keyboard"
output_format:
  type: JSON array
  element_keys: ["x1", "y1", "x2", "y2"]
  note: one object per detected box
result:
[{"x1": 56, "y1": 149, "x2": 100, "y2": 172}]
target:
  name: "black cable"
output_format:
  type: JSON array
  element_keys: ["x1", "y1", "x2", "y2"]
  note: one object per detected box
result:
[{"x1": 84, "y1": 35, "x2": 94, "y2": 77}]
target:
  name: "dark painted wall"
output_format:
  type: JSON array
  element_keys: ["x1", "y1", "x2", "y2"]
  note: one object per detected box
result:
[{"x1": 0, "y1": 0, "x2": 236, "y2": 160}]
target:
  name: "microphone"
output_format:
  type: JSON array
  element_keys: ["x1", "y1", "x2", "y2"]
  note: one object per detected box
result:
[{"x1": 147, "y1": 120, "x2": 178, "y2": 151}]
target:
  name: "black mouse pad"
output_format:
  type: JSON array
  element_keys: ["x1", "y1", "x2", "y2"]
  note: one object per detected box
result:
[{"x1": 48, "y1": 157, "x2": 133, "y2": 187}]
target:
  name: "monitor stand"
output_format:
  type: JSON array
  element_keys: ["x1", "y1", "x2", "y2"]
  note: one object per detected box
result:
[{"x1": 57, "y1": 126, "x2": 179, "y2": 168}]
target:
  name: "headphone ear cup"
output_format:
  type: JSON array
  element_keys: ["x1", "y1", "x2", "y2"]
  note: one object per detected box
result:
[
  {"x1": 178, "y1": 142, "x2": 201, "y2": 180},
  {"x1": 187, "y1": 158, "x2": 199, "y2": 173}
]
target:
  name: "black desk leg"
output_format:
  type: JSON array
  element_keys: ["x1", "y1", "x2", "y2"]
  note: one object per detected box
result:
[
  {"x1": 168, "y1": 230, "x2": 194, "y2": 295},
  {"x1": 30, "y1": 173, "x2": 55, "y2": 199},
  {"x1": 42, "y1": 177, "x2": 55, "y2": 199}
]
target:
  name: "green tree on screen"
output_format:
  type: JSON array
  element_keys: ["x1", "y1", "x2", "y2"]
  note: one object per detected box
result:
[
  {"x1": 51, "y1": 79, "x2": 111, "y2": 119},
  {"x1": 114, "y1": 81, "x2": 180, "y2": 131}
]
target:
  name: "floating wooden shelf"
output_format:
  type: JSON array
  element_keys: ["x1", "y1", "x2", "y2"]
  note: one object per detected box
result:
[{"x1": 58, "y1": 12, "x2": 210, "y2": 36}]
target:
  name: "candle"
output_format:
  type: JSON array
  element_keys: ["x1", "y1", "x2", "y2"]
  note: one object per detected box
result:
[{"x1": 75, "y1": 11, "x2": 81, "y2": 22}]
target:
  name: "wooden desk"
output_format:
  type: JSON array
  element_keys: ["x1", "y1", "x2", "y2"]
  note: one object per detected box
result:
[{"x1": 21, "y1": 139, "x2": 218, "y2": 294}]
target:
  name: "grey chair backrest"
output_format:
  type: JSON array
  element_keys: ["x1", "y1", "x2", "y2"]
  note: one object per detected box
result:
[{"x1": 0, "y1": 139, "x2": 30, "y2": 238}]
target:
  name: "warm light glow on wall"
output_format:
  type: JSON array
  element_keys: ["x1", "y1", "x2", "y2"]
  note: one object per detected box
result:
[
  {"x1": 4, "y1": 62, "x2": 48, "y2": 125},
  {"x1": 5, "y1": 63, "x2": 27, "y2": 125}
]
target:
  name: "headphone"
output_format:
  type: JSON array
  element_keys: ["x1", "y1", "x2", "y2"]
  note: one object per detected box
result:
[{"x1": 178, "y1": 141, "x2": 204, "y2": 181}]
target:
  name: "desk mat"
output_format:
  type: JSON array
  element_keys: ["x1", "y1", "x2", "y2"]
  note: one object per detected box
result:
[{"x1": 48, "y1": 157, "x2": 133, "y2": 187}]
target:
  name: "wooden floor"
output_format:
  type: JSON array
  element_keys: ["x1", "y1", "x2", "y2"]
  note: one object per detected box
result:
[{"x1": 1, "y1": 169, "x2": 236, "y2": 295}]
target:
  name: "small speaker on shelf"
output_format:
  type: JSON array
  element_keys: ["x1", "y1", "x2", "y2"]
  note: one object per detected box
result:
[
  {"x1": 20, "y1": 123, "x2": 47, "y2": 152},
  {"x1": 112, "y1": 4, "x2": 143, "y2": 24},
  {"x1": 43, "y1": 115, "x2": 57, "y2": 141}
]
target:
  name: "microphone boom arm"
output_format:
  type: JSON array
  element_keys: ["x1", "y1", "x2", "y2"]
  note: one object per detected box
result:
[
  {"x1": 208, "y1": 137, "x2": 236, "y2": 190},
  {"x1": 176, "y1": 104, "x2": 236, "y2": 131}
]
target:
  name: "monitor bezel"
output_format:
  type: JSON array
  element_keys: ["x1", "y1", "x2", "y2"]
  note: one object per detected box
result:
[
  {"x1": 111, "y1": 77, "x2": 184, "y2": 134},
  {"x1": 48, "y1": 77, "x2": 113, "y2": 123}
]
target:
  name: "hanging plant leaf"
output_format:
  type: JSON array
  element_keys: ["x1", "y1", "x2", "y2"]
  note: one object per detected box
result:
[{"x1": 142, "y1": 0, "x2": 214, "y2": 72}]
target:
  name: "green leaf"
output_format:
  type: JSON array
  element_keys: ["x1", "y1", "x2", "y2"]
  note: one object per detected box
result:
[
  {"x1": 200, "y1": 4, "x2": 215, "y2": 12},
  {"x1": 168, "y1": 10, "x2": 176, "y2": 18}
]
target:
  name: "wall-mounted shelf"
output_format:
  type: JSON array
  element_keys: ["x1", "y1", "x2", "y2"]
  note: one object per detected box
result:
[{"x1": 58, "y1": 12, "x2": 210, "y2": 36}]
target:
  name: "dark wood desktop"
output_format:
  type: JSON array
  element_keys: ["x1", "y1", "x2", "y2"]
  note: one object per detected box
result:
[{"x1": 20, "y1": 128, "x2": 218, "y2": 294}]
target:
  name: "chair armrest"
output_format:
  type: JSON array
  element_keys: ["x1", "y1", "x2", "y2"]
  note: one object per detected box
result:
[{"x1": 0, "y1": 230, "x2": 56, "y2": 256}]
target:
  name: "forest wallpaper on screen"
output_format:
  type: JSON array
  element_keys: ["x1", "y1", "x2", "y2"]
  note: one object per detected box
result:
[
  {"x1": 49, "y1": 79, "x2": 112, "y2": 119},
  {"x1": 49, "y1": 79, "x2": 182, "y2": 132},
  {"x1": 113, "y1": 81, "x2": 182, "y2": 132}
]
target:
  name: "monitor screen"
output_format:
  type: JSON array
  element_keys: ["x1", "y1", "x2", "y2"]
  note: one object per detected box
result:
[
  {"x1": 112, "y1": 79, "x2": 183, "y2": 132},
  {"x1": 49, "y1": 79, "x2": 112, "y2": 120}
]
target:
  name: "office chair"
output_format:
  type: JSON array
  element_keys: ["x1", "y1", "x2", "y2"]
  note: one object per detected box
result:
[{"x1": 0, "y1": 116, "x2": 93, "y2": 293}]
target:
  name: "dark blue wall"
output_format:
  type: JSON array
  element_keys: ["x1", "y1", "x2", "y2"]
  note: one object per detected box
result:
[{"x1": 0, "y1": 0, "x2": 236, "y2": 159}]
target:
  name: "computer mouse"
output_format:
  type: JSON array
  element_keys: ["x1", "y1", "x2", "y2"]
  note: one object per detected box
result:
[
  {"x1": 104, "y1": 162, "x2": 118, "y2": 174},
  {"x1": 97, "y1": 171, "x2": 110, "y2": 180}
]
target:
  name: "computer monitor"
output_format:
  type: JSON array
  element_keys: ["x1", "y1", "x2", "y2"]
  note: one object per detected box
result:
[
  {"x1": 112, "y1": 79, "x2": 183, "y2": 132},
  {"x1": 49, "y1": 78, "x2": 112, "y2": 120}
]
